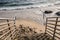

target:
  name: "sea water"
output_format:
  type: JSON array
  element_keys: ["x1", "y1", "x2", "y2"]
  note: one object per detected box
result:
[{"x1": 0, "y1": 0, "x2": 59, "y2": 10}]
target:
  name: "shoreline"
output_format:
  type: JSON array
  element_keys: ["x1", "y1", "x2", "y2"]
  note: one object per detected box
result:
[{"x1": 0, "y1": 7, "x2": 44, "y2": 25}]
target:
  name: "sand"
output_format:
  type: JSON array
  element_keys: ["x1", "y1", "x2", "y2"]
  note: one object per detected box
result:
[
  {"x1": 15, "y1": 19, "x2": 45, "y2": 33},
  {"x1": 0, "y1": 7, "x2": 47, "y2": 35},
  {"x1": 0, "y1": 6, "x2": 60, "y2": 33},
  {"x1": 0, "y1": 6, "x2": 60, "y2": 30},
  {"x1": 0, "y1": 6, "x2": 60, "y2": 40}
]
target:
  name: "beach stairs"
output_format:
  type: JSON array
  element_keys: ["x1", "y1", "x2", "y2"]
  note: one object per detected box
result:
[{"x1": 0, "y1": 17, "x2": 60, "y2": 40}]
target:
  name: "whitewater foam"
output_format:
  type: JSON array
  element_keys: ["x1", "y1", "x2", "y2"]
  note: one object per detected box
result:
[{"x1": 0, "y1": 3, "x2": 53, "y2": 11}]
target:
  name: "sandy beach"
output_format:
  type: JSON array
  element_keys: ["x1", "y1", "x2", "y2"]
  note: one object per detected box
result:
[
  {"x1": 0, "y1": 6, "x2": 60, "y2": 33},
  {"x1": 0, "y1": 5, "x2": 60, "y2": 40},
  {"x1": 0, "y1": 7, "x2": 46, "y2": 33}
]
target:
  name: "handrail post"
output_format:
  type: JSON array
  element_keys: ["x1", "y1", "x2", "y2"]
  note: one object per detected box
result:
[
  {"x1": 7, "y1": 20, "x2": 12, "y2": 40},
  {"x1": 14, "y1": 16, "x2": 16, "y2": 25},
  {"x1": 14, "y1": 16, "x2": 16, "y2": 28},
  {"x1": 14, "y1": 16, "x2": 17, "y2": 30},
  {"x1": 13, "y1": 16, "x2": 17, "y2": 39},
  {"x1": 45, "y1": 17, "x2": 48, "y2": 34},
  {"x1": 52, "y1": 17, "x2": 58, "y2": 40},
  {"x1": 7, "y1": 20, "x2": 11, "y2": 31}
]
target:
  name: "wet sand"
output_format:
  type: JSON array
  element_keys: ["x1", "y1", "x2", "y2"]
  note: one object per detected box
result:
[{"x1": 0, "y1": 7, "x2": 44, "y2": 25}]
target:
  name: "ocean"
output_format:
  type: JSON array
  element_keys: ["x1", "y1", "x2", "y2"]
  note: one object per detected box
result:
[{"x1": 0, "y1": 0, "x2": 60, "y2": 10}]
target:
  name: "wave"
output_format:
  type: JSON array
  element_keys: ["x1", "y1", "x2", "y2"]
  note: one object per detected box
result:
[
  {"x1": 0, "y1": 0, "x2": 56, "y2": 11},
  {"x1": 6, "y1": 3, "x2": 33, "y2": 6},
  {"x1": 0, "y1": 4, "x2": 50, "y2": 11},
  {"x1": 0, "y1": 2, "x2": 33, "y2": 7},
  {"x1": 0, "y1": 0, "x2": 49, "y2": 7}
]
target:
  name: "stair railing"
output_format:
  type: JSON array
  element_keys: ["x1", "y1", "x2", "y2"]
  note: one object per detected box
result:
[
  {"x1": 0, "y1": 17, "x2": 17, "y2": 40},
  {"x1": 45, "y1": 17, "x2": 60, "y2": 40}
]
